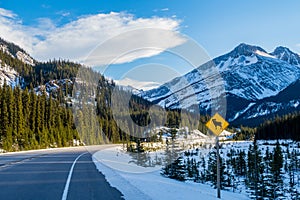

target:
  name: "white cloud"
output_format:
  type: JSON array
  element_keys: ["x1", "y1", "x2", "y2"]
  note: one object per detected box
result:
[
  {"x1": 58, "y1": 11, "x2": 70, "y2": 17},
  {"x1": 115, "y1": 77, "x2": 161, "y2": 91},
  {"x1": 85, "y1": 26, "x2": 186, "y2": 66},
  {"x1": 0, "y1": 8, "x2": 16, "y2": 18},
  {"x1": 153, "y1": 8, "x2": 170, "y2": 12},
  {"x1": 0, "y1": 8, "x2": 186, "y2": 66},
  {"x1": 36, "y1": 18, "x2": 56, "y2": 30},
  {"x1": 0, "y1": 10, "x2": 38, "y2": 53}
]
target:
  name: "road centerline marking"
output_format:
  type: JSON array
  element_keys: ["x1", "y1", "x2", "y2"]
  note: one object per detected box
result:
[{"x1": 61, "y1": 152, "x2": 88, "y2": 200}]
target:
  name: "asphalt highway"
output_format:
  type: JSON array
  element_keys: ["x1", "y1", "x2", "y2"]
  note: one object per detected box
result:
[{"x1": 0, "y1": 146, "x2": 124, "y2": 200}]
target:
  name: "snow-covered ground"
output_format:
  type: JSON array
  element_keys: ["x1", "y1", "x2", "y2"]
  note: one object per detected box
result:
[{"x1": 92, "y1": 146, "x2": 249, "y2": 200}]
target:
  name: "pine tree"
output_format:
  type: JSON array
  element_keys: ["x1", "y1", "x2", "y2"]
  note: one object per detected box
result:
[
  {"x1": 22, "y1": 88, "x2": 30, "y2": 149},
  {"x1": 168, "y1": 156, "x2": 186, "y2": 181},
  {"x1": 199, "y1": 156, "x2": 206, "y2": 183},
  {"x1": 288, "y1": 147, "x2": 300, "y2": 200},
  {"x1": 186, "y1": 157, "x2": 193, "y2": 179},
  {"x1": 1, "y1": 87, "x2": 12, "y2": 151},
  {"x1": 271, "y1": 141, "x2": 283, "y2": 183},
  {"x1": 261, "y1": 146, "x2": 273, "y2": 198},
  {"x1": 6, "y1": 86, "x2": 15, "y2": 149},
  {"x1": 191, "y1": 158, "x2": 200, "y2": 182},
  {"x1": 236, "y1": 150, "x2": 246, "y2": 176},
  {"x1": 270, "y1": 141, "x2": 283, "y2": 198},
  {"x1": 14, "y1": 86, "x2": 25, "y2": 149},
  {"x1": 247, "y1": 142, "x2": 264, "y2": 199}
]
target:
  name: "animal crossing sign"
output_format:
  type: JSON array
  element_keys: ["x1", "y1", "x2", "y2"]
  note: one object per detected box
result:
[{"x1": 206, "y1": 113, "x2": 229, "y2": 136}]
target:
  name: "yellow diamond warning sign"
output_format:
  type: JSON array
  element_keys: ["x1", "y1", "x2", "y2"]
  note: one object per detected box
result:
[{"x1": 206, "y1": 113, "x2": 229, "y2": 136}]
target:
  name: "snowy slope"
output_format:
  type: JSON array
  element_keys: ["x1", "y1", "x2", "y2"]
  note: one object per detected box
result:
[
  {"x1": 92, "y1": 140, "x2": 300, "y2": 200},
  {"x1": 0, "y1": 59, "x2": 19, "y2": 87},
  {"x1": 93, "y1": 146, "x2": 249, "y2": 200},
  {"x1": 34, "y1": 79, "x2": 73, "y2": 96},
  {"x1": 139, "y1": 43, "x2": 300, "y2": 126},
  {"x1": 16, "y1": 51, "x2": 35, "y2": 66},
  {"x1": 233, "y1": 79, "x2": 300, "y2": 126},
  {"x1": 0, "y1": 38, "x2": 35, "y2": 66},
  {"x1": 271, "y1": 46, "x2": 300, "y2": 66},
  {"x1": 0, "y1": 38, "x2": 35, "y2": 87}
]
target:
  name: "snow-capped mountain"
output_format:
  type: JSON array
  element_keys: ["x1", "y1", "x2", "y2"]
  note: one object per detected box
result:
[
  {"x1": 139, "y1": 43, "x2": 300, "y2": 126},
  {"x1": 271, "y1": 46, "x2": 300, "y2": 66},
  {"x1": 233, "y1": 79, "x2": 300, "y2": 126},
  {"x1": 1, "y1": 36, "x2": 299, "y2": 127}
]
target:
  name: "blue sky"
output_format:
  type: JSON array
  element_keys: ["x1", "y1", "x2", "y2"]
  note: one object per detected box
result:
[{"x1": 0, "y1": 0, "x2": 300, "y2": 86}]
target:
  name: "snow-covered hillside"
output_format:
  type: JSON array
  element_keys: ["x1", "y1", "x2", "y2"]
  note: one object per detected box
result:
[
  {"x1": 0, "y1": 38, "x2": 35, "y2": 87},
  {"x1": 16, "y1": 51, "x2": 35, "y2": 66},
  {"x1": 93, "y1": 145, "x2": 249, "y2": 200},
  {"x1": 34, "y1": 79, "x2": 73, "y2": 96},
  {"x1": 0, "y1": 39, "x2": 35, "y2": 66},
  {"x1": 93, "y1": 139, "x2": 300, "y2": 200},
  {"x1": 139, "y1": 43, "x2": 300, "y2": 126},
  {"x1": 0, "y1": 59, "x2": 20, "y2": 87}
]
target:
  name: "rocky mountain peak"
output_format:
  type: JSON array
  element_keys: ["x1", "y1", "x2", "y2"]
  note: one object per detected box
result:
[
  {"x1": 271, "y1": 46, "x2": 300, "y2": 66},
  {"x1": 229, "y1": 43, "x2": 267, "y2": 57}
]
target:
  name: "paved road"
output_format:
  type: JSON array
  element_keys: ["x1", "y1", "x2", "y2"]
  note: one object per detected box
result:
[{"x1": 0, "y1": 146, "x2": 123, "y2": 200}]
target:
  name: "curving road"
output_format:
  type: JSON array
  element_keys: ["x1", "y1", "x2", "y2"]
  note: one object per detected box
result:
[{"x1": 0, "y1": 146, "x2": 123, "y2": 200}]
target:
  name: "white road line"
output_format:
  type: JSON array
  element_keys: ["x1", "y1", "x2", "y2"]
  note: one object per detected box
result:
[{"x1": 61, "y1": 152, "x2": 88, "y2": 200}]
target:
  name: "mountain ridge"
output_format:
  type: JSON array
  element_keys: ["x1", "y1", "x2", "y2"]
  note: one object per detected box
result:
[
  {"x1": 0, "y1": 37, "x2": 35, "y2": 66},
  {"x1": 1, "y1": 37, "x2": 299, "y2": 127},
  {"x1": 140, "y1": 43, "x2": 300, "y2": 126}
]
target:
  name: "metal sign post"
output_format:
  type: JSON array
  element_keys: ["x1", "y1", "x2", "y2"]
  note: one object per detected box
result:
[
  {"x1": 206, "y1": 113, "x2": 229, "y2": 199},
  {"x1": 216, "y1": 135, "x2": 221, "y2": 199}
]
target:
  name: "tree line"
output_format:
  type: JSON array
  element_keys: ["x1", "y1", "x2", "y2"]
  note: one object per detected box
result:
[
  {"x1": 256, "y1": 112, "x2": 300, "y2": 141},
  {"x1": 162, "y1": 139, "x2": 300, "y2": 199},
  {"x1": 0, "y1": 53, "x2": 208, "y2": 150},
  {"x1": 0, "y1": 83, "x2": 79, "y2": 151}
]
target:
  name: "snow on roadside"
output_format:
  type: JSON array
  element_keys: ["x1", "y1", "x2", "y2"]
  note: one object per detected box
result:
[{"x1": 92, "y1": 146, "x2": 250, "y2": 200}]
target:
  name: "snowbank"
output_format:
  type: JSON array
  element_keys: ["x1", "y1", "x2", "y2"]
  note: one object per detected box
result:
[{"x1": 92, "y1": 146, "x2": 249, "y2": 200}]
